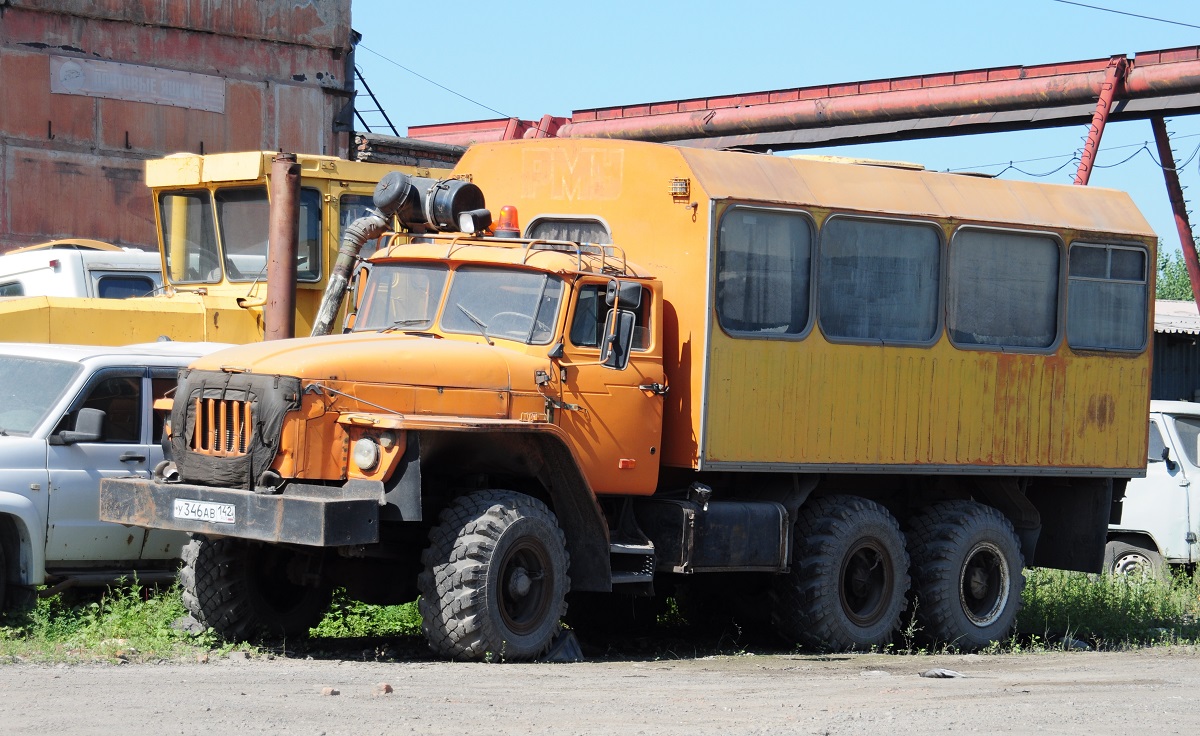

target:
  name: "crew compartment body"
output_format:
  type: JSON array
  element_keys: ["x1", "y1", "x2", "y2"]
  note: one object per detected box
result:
[{"x1": 455, "y1": 138, "x2": 1154, "y2": 478}]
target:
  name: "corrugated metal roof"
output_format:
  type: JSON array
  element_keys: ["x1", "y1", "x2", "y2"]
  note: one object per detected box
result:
[{"x1": 1156, "y1": 299, "x2": 1200, "y2": 335}]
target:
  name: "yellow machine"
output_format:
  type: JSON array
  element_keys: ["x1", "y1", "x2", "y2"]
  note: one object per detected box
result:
[
  {"x1": 102, "y1": 138, "x2": 1155, "y2": 660},
  {"x1": 0, "y1": 151, "x2": 443, "y2": 344}
]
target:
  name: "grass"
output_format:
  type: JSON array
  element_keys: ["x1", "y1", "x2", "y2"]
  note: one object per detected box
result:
[
  {"x1": 0, "y1": 580, "x2": 229, "y2": 662},
  {"x1": 1017, "y1": 566, "x2": 1200, "y2": 648},
  {"x1": 5, "y1": 568, "x2": 1200, "y2": 662}
]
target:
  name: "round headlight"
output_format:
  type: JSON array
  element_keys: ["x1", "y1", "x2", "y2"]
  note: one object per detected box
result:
[{"x1": 353, "y1": 437, "x2": 380, "y2": 472}]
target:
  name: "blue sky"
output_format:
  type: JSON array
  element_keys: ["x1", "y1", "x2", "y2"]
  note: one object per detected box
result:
[{"x1": 351, "y1": 0, "x2": 1199, "y2": 253}]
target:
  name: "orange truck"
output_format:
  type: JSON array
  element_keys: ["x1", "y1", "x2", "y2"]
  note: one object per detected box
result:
[{"x1": 100, "y1": 138, "x2": 1155, "y2": 659}]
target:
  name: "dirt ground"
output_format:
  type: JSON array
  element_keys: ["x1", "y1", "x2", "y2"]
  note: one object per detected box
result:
[{"x1": 3, "y1": 646, "x2": 1200, "y2": 735}]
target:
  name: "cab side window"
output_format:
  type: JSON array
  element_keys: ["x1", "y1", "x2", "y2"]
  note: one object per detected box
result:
[
  {"x1": 569, "y1": 284, "x2": 649, "y2": 351},
  {"x1": 1149, "y1": 420, "x2": 1166, "y2": 463}
]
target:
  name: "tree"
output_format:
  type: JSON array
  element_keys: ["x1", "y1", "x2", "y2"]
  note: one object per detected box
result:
[{"x1": 1157, "y1": 247, "x2": 1194, "y2": 301}]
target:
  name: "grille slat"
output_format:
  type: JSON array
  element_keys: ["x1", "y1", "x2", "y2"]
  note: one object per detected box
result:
[{"x1": 192, "y1": 397, "x2": 252, "y2": 457}]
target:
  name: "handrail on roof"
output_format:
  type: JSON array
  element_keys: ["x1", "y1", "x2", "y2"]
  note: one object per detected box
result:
[{"x1": 370, "y1": 231, "x2": 632, "y2": 276}]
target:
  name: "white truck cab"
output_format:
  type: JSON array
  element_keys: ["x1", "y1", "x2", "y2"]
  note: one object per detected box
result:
[
  {"x1": 0, "y1": 240, "x2": 161, "y2": 299},
  {"x1": 1108, "y1": 400, "x2": 1200, "y2": 576},
  {"x1": 0, "y1": 341, "x2": 229, "y2": 610}
]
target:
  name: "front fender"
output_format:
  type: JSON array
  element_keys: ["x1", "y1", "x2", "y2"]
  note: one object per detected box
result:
[{"x1": 0, "y1": 491, "x2": 47, "y2": 585}]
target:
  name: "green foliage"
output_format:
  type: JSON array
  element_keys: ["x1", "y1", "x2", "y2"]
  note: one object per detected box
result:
[
  {"x1": 308, "y1": 589, "x2": 422, "y2": 638},
  {"x1": 0, "y1": 581, "x2": 216, "y2": 661},
  {"x1": 1157, "y1": 247, "x2": 1194, "y2": 301},
  {"x1": 1018, "y1": 567, "x2": 1200, "y2": 647}
]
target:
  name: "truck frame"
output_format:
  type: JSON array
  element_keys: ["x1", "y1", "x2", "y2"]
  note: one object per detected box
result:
[{"x1": 101, "y1": 138, "x2": 1155, "y2": 658}]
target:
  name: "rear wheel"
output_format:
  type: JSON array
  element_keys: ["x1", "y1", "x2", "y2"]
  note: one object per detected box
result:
[
  {"x1": 180, "y1": 535, "x2": 331, "y2": 641},
  {"x1": 1104, "y1": 539, "x2": 1166, "y2": 580},
  {"x1": 418, "y1": 490, "x2": 570, "y2": 661},
  {"x1": 771, "y1": 495, "x2": 910, "y2": 651},
  {"x1": 907, "y1": 501, "x2": 1024, "y2": 650}
]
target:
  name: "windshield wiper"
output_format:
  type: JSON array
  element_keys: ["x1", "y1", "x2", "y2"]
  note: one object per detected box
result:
[
  {"x1": 379, "y1": 318, "x2": 431, "y2": 334},
  {"x1": 456, "y1": 304, "x2": 494, "y2": 346}
]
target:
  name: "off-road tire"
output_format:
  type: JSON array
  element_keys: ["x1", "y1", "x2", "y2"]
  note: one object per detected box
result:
[
  {"x1": 180, "y1": 535, "x2": 331, "y2": 641},
  {"x1": 771, "y1": 495, "x2": 910, "y2": 651},
  {"x1": 1104, "y1": 539, "x2": 1166, "y2": 580},
  {"x1": 907, "y1": 500, "x2": 1024, "y2": 650},
  {"x1": 418, "y1": 490, "x2": 570, "y2": 661}
]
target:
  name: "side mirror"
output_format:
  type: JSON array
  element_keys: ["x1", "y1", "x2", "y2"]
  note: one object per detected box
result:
[
  {"x1": 1162, "y1": 446, "x2": 1178, "y2": 471},
  {"x1": 600, "y1": 310, "x2": 636, "y2": 370},
  {"x1": 605, "y1": 279, "x2": 642, "y2": 310},
  {"x1": 56, "y1": 407, "x2": 105, "y2": 445}
]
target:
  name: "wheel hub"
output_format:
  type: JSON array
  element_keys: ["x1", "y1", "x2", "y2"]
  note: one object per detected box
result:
[
  {"x1": 839, "y1": 538, "x2": 893, "y2": 627},
  {"x1": 959, "y1": 541, "x2": 1010, "y2": 627},
  {"x1": 498, "y1": 540, "x2": 552, "y2": 636}
]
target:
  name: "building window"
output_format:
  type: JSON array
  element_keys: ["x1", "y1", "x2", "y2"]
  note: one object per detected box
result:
[
  {"x1": 818, "y1": 217, "x2": 941, "y2": 343},
  {"x1": 716, "y1": 207, "x2": 813, "y2": 336},
  {"x1": 1067, "y1": 243, "x2": 1148, "y2": 351},
  {"x1": 947, "y1": 229, "x2": 1060, "y2": 350}
]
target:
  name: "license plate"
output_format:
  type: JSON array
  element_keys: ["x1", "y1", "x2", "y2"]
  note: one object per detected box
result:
[{"x1": 173, "y1": 499, "x2": 235, "y2": 524}]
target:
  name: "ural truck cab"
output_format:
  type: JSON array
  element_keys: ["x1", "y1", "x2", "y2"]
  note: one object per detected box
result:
[{"x1": 103, "y1": 138, "x2": 1156, "y2": 660}]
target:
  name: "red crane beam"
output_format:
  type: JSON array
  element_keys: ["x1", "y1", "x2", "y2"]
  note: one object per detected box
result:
[{"x1": 408, "y1": 46, "x2": 1200, "y2": 151}]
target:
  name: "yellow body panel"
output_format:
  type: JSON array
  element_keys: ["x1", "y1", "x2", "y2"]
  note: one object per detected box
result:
[{"x1": 455, "y1": 138, "x2": 1156, "y2": 477}]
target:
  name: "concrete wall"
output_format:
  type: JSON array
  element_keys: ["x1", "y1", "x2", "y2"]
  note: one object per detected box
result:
[{"x1": 0, "y1": 0, "x2": 354, "y2": 252}]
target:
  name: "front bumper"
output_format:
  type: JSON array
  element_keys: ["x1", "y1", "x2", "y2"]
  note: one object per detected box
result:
[{"x1": 99, "y1": 477, "x2": 382, "y2": 547}]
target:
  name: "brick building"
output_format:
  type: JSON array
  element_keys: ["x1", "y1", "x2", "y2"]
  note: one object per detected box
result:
[{"x1": 0, "y1": 0, "x2": 356, "y2": 252}]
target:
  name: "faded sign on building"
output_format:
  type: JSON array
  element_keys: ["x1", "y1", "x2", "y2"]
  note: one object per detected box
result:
[{"x1": 50, "y1": 56, "x2": 226, "y2": 113}]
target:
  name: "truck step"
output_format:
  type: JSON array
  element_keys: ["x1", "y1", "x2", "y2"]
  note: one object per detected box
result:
[{"x1": 610, "y1": 541, "x2": 655, "y2": 585}]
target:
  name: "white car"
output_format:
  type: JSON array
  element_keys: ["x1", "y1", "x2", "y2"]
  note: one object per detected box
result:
[
  {"x1": 1107, "y1": 400, "x2": 1200, "y2": 577},
  {"x1": 0, "y1": 341, "x2": 229, "y2": 611},
  {"x1": 0, "y1": 240, "x2": 162, "y2": 300}
]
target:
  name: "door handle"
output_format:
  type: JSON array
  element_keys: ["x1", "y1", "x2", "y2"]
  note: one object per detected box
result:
[
  {"x1": 638, "y1": 382, "x2": 669, "y2": 396},
  {"x1": 119, "y1": 452, "x2": 146, "y2": 463}
]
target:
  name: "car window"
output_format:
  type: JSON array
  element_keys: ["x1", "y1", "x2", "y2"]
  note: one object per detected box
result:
[
  {"x1": 55, "y1": 376, "x2": 143, "y2": 443},
  {"x1": 1172, "y1": 415, "x2": 1200, "y2": 467}
]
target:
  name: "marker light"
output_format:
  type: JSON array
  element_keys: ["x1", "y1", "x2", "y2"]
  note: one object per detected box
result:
[{"x1": 492, "y1": 205, "x2": 521, "y2": 238}]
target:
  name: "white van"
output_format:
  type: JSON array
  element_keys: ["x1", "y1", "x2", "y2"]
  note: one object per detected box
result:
[
  {"x1": 0, "y1": 341, "x2": 230, "y2": 611},
  {"x1": 1108, "y1": 400, "x2": 1200, "y2": 576},
  {"x1": 0, "y1": 240, "x2": 162, "y2": 299}
]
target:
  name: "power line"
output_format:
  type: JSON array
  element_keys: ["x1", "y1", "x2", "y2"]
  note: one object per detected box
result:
[
  {"x1": 357, "y1": 44, "x2": 510, "y2": 121},
  {"x1": 1049, "y1": 0, "x2": 1200, "y2": 30},
  {"x1": 950, "y1": 131, "x2": 1200, "y2": 173}
]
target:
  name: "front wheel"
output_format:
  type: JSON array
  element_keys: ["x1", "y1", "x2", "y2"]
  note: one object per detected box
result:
[
  {"x1": 771, "y1": 495, "x2": 910, "y2": 651},
  {"x1": 180, "y1": 535, "x2": 331, "y2": 641},
  {"x1": 418, "y1": 490, "x2": 570, "y2": 661},
  {"x1": 907, "y1": 501, "x2": 1024, "y2": 650}
]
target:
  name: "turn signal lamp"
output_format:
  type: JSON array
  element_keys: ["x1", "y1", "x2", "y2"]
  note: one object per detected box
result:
[{"x1": 493, "y1": 205, "x2": 521, "y2": 238}]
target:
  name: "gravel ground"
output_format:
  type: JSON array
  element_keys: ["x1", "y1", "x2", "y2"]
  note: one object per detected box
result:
[{"x1": 3, "y1": 647, "x2": 1200, "y2": 735}]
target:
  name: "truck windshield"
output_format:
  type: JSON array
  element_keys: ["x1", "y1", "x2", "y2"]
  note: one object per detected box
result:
[
  {"x1": 160, "y1": 186, "x2": 322, "y2": 284},
  {"x1": 0, "y1": 356, "x2": 82, "y2": 436},
  {"x1": 440, "y1": 266, "x2": 564, "y2": 345},
  {"x1": 355, "y1": 262, "x2": 450, "y2": 331}
]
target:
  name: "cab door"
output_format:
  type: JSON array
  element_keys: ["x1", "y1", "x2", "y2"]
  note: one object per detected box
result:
[
  {"x1": 555, "y1": 278, "x2": 665, "y2": 495},
  {"x1": 45, "y1": 368, "x2": 152, "y2": 563}
]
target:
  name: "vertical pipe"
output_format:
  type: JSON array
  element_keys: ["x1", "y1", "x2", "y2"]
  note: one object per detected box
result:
[
  {"x1": 1152, "y1": 116, "x2": 1200, "y2": 304},
  {"x1": 1074, "y1": 57, "x2": 1127, "y2": 186},
  {"x1": 265, "y1": 152, "x2": 300, "y2": 340}
]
